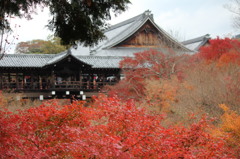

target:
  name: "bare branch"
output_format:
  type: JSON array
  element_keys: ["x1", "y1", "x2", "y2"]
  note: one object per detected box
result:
[{"x1": 225, "y1": 0, "x2": 240, "y2": 30}]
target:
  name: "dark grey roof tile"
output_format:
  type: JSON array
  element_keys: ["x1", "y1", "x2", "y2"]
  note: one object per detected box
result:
[
  {"x1": 76, "y1": 56, "x2": 123, "y2": 68},
  {"x1": 182, "y1": 34, "x2": 210, "y2": 51},
  {"x1": 0, "y1": 54, "x2": 54, "y2": 68}
]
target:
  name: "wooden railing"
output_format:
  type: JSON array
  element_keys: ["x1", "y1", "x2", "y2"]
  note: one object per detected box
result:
[{"x1": 0, "y1": 81, "x2": 117, "y2": 91}]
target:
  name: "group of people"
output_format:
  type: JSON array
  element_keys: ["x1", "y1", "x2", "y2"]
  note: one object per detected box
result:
[
  {"x1": 2, "y1": 74, "x2": 118, "y2": 90},
  {"x1": 82, "y1": 75, "x2": 117, "y2": 90}
]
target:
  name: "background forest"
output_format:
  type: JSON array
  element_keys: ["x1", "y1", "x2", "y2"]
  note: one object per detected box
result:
[{"x1": 1, "y1": 37, "x2": 240, "y2": 158}]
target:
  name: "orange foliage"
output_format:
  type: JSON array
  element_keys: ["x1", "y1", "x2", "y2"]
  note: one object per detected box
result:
[
  {"x1": 0, "y1": 96, "x2": 237, "y2": 158},
  {"x1": 217, "y1": 52, "x2": 240, "y2": 66},
  {"x1": 108, "y1": 49, "x2": 188, "y2": 100},
  {"x1": 143, "y1": 77, "x2": 178, "y2": 113},
  {"x1": 213, "y1": 104, "x2": 240, "y2": 149},
  {"x1": 2, "y1": 37, "x2": 240, "y2": 158}
]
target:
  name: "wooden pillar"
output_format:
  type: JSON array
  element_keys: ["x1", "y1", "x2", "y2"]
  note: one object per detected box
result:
[
  {"x1": 39, "y1": 76, "x2": 42, "y2": 90},
  {"x1": 91, "y1": 74, "x2": 95, "y2": 90},
  {"x1": 16, "y1": 73, "x2": 19, "y2": 89},
  {"x1": 103, "y1": 72, "x2": 107, "y2": 86},
  {"x1": 0, "y1": 73, "x2": 2, "y2": 89},
  {"x1": 30, "y1": 73, "x2": 34, "y2": 89},
  {"x1": 79, "y1": 70, "x2": 82, "y2": 89},
  {"x1": 116, "y1": 69, "x2": 121, "y2": 81},
  {"x1": 51, "y1": 69, "x2": 55, "y2": 88},
  {"x1": 19, "y1": 73, "x2": 23, "y2": 89},
  {"x1": 7, "y1": 73, "x2": 10, "y2": 89},
  {"x1": 23, "y1": 73, "x2": 26, "y2": 89}
]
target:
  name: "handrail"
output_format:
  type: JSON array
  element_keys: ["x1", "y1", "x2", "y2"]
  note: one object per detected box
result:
[{"x1": 0, "y1": 81, "x2": 117, "y2": 91}]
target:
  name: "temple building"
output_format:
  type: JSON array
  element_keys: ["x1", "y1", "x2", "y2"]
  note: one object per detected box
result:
[
  {"x1": 182, "y1": 34, "x2": 210, "y2": 52},
  {"x1": 0, "y1": 10, "x2": 209, "y2": 100}
]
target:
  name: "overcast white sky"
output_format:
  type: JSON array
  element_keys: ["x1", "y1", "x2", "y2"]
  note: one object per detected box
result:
[{"x1": 7, "y1": 0, "x2": 238, "y2": 53}]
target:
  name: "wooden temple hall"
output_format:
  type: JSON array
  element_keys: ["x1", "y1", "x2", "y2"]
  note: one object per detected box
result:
[
  {"x1": 0, "y1": 10, "x2": 209, "y2": 100},
  {"x1": 0, "y1": 51, "x2": 123, "y2": 99}
]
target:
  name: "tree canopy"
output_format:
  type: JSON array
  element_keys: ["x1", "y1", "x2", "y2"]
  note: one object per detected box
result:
[
  {"x1": 0, "y1": 0, "x2": 131, "y2": 47},
  {"x1": 15, "y1": 36, "x2": 67, "y2": 54}
]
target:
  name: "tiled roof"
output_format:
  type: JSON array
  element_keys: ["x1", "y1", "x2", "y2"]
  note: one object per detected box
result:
[
  {"x1": 102, "y1": 13, "x2": 149, "y2": 49},
  {"x1": 72, "y1": 10, "x2": 192, "y2": 57},
  {"x1": 0, "y1": 10, "x2": 207, "y2": 69},
  {"x1": 0, "y1": 51, "x2": 123, "y2": 69},
  {"x1": 104, "y1": 12, "x2": 145, "y2": 32},
  {"x1": 182, "y1": 34, "x2": 210, "y2": 51},
  {"x1": 93, "y1": 47, "x2": 179, "y2": 57},
  {"x1": 0, "y1": 54, "x2": 54, "y2": 68},
  {"x1": 46, "y1": 50, "x2": 70, "y2": 65},
  {"x1": 72, "y1": 11, "x2": 215, "y2": 57},
  {"x1": 76, "y1": 56, "x2": 123, "y2": 68}
]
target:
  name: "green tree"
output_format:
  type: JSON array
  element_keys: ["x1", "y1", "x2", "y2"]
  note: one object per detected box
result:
[
  {"x1": 0, "y1": 0, "x2": 131, "y2": 53},
  {"x1": 0, "y1": 0, "x2": 42, "y2": 56},
  {"x1": 15, "y1": 36, "x2": 67, "y2": 54}
]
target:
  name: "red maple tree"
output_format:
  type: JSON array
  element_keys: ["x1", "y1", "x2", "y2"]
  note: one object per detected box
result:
[
  {"x1": 0, "y1": 96, "x2": 237, "y2": 158},
  {"x1": 108, "y1": 49, "x2": 188, "y2": 100},
  {"x1": 198, "y1": 37, "x2": 240, "y2": 63}
]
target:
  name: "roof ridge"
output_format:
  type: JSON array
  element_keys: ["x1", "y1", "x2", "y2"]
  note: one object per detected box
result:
[
  {"x1": 45, "y1": 50, "x2": 70, "y2": 65},
  {"x1": 104, "y1": 16, "x2": 190, "y2": 52},
  {"x1": 91, "y1": 10, "x2": 153, "y2": 53},
  {"x1": 146, "y1": 18, "x2": 192, "y2": 52},
  {"x1": 182, "y1": 34, "x2": 210, "y2": 44},
  {"x1": 76, "y1": 55, "x2": 123, "y2": 59},
  {"x1": 104, "y1": 12, "x2": 145, "y2": 32},
  {"x1": 4, "y1": 53, "x2": 55, "y2": 57},
  {"x1": 101, "y1": 10, "x2": 191, "y2": 52},
  {"x1": 103, "y1": 15, "x2": 150, "y2": 49}
]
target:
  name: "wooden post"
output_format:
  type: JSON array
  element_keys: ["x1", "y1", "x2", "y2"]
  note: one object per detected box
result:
[
  {"x1": 30, "y1": 73, "x2": 34, "y2": 89},
  {"x1": 39, "y1": 76, "x2": 42, "y2": 90},
  {"x1": 51, "y1": 70, "x2": 55, "y2": 89},
  {"x1": 8, "y1": 73, "x2": 10, "y2": 89},
  {"x1": 116, "y1": 69, "x2": 121, "y2": 81},
  {"x1": 91, "y1": 74, "x2": 95, "y2": 90},
  {"x1": 79, "y1": 70, "x2": 82, "y2": 89},
  {"x1": 0, "y1": 73, "x2": 2, "y2": 89},
  {"x1": 16, "y1": 73, "x2": 19, "y2": 89}
]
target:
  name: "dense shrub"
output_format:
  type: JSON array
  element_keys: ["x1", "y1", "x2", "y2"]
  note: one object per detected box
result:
[
  {"x1": 0, "y1": 96, "x2": 237, "y2": 158},
  {"x1": 1, "y1": 38, "x2": 240, "y2": 158}
]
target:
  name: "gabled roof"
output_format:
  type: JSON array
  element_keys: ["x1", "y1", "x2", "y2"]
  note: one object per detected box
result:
[
  {"x1": 182, "y1": 34, "x2": 211, "y2": 52},
  {"x1": 102, "y1": 11, "x2": 153, "y2": 49},
  {"x1": 1, "y1": 10, "x2": 208, "y2": 70},
  {"x1": 0, "y1": 54, "x2": 54, "y2": 68},
  {"x1": 46, "y1": 50, "x2": 71, "y2": 66},
  {"x1": 44, "y1": 50, "x2": 123, "y2": 68},
  {"x1": 0, "y1": 51, "x2": 123, "y2": 69},
  {"x1": 45, "y1": 50, "x2": 92, "y2": 67},
  {"x1": 75, "y1": 56, "x2": 123, "y2": 68},
  {"x1": 75, "y1": 10, "x2": 192, "y2": 57}
]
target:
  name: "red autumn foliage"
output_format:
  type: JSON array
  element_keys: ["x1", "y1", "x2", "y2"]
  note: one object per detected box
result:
[
  {"x1": 218, "y1": 52, "x2": 240, "y2": 66},
  {"x1": 120, "y1": 49, "x2": 182, "y2": 79},
  {"x1": 0, "y1": 100, "x2": 94, "y2": 158},
  {"x1": 195, "y1": 38, "x2": 240, "y2": 106},
  {"x1": 108, "y1": 49, "x2": 188, "y2": 100},
  {"x1": 198, "y1": 37, "x2": 240, "y2": 63},
  {"x1": 0, "y1": 96, "x2": 237, "y2": 158},
  {"x1": 1, "y1": 38, "x2": 240, "y2": 158}
]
